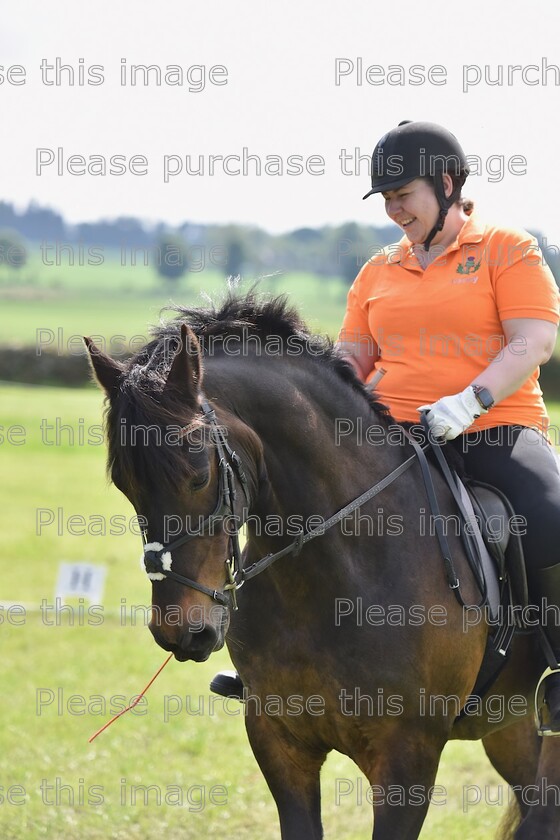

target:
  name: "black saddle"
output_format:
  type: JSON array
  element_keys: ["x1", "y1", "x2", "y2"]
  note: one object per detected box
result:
[
  {"x1": 433, "y1": 456, "x2": 530, "y2": 711},
  {"x1": 403, "y1": 423, "x2": 530, "y2": 712}
]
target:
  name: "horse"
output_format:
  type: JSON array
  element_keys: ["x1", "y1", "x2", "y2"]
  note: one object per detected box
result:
[{"x1": 85, "y1": 290, "x2": 560, "y2": 839}]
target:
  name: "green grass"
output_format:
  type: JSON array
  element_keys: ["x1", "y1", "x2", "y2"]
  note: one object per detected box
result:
[
  {"x1": 0, "y1": 255, "x2": 347, "y2": 346},
  {"x1": 2, "y1": 383, "x2": 560, "y2": 839}
]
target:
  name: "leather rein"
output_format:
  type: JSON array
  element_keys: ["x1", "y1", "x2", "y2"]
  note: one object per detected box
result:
[{"x1": 142, "y1": 397, "x2": 467, "y2": 611}]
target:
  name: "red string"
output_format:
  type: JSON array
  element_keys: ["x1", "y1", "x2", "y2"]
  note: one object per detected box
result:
[{"x1": 88, "y1": 653, "x2": 173, "y2": 743}]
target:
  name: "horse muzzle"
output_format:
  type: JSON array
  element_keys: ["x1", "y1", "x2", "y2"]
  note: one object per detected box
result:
[{"x1": 149, "y1": 618, "x2": 225, "y2": 662}]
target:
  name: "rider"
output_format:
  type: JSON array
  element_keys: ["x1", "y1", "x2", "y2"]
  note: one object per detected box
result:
[
  {"x1": 211, "y1": 120, "x2": 560, "y2": 734},
  {"x1": 337, "y1": 120, "x2": 560, "y2": 735}
]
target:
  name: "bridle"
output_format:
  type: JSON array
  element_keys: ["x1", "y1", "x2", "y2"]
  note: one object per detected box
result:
[
  {"x1": 142, "y1": 397, "x2": 469, "y2": 611},
  {"x1": 142, "y1": 398, "x2": 250, "y2": 610}
]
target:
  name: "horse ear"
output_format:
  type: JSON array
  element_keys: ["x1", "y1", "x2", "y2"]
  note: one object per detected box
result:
[
  {"x1": 164, "y1": 324, "x2": 203, "y2": 397},
  {"x1": 83, "y1": 337, "x2": 124, "y2": 396}
]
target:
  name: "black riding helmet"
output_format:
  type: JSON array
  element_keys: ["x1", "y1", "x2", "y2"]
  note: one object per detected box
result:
[{"x1": 363, "y1": 120, "x2": 469, "y2": 251}]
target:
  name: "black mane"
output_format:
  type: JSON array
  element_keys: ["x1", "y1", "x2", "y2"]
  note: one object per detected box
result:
[
  {"x1": 148, "y1": 289, "x2": 391, "y2": 416},
  {"x1": 105, "y1": 290, "x2": 391, "y2": 493}
]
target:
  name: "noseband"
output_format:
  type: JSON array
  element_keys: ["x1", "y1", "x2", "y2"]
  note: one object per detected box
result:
[{"x1": 142, "y1": 397, "x2": 250, "y2": 610}]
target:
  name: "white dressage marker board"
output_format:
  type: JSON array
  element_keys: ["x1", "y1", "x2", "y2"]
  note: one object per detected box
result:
[{"x1": 55, "y1": 562, "x2": 107, "y2": 605}]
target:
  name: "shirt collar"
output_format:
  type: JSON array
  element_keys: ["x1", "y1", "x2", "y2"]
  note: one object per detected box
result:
[{"x1": 391, "y1": 212, "x2": 486, "y2": 266}]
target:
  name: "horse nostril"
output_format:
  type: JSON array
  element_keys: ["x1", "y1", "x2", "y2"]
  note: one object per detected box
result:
[{"x1": 184, "y1": 624, "x2": 219, "y2": 652}]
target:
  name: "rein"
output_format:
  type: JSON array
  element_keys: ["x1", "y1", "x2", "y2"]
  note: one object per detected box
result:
[{"x1": 142, "y1": 398, "x2": 466, "y2": 610}]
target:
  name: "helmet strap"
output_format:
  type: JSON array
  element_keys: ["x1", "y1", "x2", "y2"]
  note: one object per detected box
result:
[
  {"x1": 423, "y1": 206, "x2": 447, "y2": 251},
  {"x1": 422, "y1": 169, "x2": 464, "y2": 252}
]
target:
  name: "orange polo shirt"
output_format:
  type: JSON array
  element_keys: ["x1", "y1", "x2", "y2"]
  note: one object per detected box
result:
[{"x1": 338, "y1": 213, "x2": 560, "y2": 431}]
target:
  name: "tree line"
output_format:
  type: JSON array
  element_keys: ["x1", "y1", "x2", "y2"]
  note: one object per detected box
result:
[{"x1": 0, "y1": 200, "x2": 558, "y2": 286}]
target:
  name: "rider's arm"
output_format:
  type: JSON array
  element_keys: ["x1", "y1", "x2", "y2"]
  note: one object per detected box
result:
[
  {"x1": 337, "y1": 263, "x2": 381, "y2": 383},
  {"x1": 419, "y1": 318, "x2": 558, "y2": 439},
  {"x1": 335, "y1": 338, "x2": 379, "y2": 383},
  {"x1": 470, "y1": 318, "x2": 558, "y2": 404}
]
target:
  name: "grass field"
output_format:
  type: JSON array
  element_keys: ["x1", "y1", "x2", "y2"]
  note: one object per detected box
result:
[
  {"x1": 0, "y1": 255, "x2": 347, "y2": 346},
  {"x1": 3, "y1": 383, "x2": 560, "y2": 839},
  {"x1": 1, "y1": 255, "x2": 559, "y2": 837}
]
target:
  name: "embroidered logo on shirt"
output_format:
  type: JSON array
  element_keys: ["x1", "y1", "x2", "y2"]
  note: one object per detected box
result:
[
  {"x1": 452, "y1": 275, "x2": 478, "y2": 284},
  {"x1": 456, "y1": 256, "x2": 481, "y2": 275}
]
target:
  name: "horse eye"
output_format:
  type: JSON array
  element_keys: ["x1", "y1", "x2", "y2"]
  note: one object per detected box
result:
[{"x1": 191, "y1": 471, "x2": 210, "y2": 492}]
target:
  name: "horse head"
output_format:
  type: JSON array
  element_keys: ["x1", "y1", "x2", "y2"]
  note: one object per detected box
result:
[{"x1": 85, "y1": 324, "x2": 259, "y2": 662}]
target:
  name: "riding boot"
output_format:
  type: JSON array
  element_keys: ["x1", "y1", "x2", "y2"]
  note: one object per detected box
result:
[
  {"x1": 210, "y1": 670, "x2": 245, "y2": 701},
  {"x1": 531, "y1": 563, "x2": 560, "y2": 735}
]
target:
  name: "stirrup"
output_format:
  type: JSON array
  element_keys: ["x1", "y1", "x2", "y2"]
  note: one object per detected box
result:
[
  {"x1": 210, "y1": 670, "x2": 245, "y2": 701},
  {"x1": 534, "y1": 666, "x2": 560, "y2": 736}
]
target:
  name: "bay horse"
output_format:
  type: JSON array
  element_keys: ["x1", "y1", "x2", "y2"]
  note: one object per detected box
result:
[{"x1": 86, "y1": 291, "x2": 560, "y2": 839}]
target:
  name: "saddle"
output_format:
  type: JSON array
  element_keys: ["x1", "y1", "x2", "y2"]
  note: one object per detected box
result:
[
  {"x1": 464, "y1": 479, "x2": 528, "y2": 617},
  {"x1": 403, "y1": 425, "x2": 530, "y2": 711},
  {"x1": 460, "y1": 478, "x2": 530, "y2": 707}
]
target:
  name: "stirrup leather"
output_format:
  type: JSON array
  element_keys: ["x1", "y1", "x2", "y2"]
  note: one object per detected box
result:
[{"x1": 534, "y1": 666, "x2": 560, "y2": 736}]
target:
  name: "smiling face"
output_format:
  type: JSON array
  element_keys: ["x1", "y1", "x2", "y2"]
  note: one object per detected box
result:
[{"x1": 381, "y1": 178, "x2": 442, "y2": 245}]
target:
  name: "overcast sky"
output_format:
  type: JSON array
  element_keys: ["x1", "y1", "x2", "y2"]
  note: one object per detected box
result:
[{"x1": 2, "y1": 0, "x2": 560, "y2": 243}]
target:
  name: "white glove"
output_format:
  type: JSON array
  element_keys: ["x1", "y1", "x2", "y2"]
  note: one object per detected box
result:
[{"x1": 417, "y1": 387, "x2": 487, "y2": 440}]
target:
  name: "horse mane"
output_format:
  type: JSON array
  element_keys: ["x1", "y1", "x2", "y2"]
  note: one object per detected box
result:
[
  {"x1": 150, "y1": 288, "x2": 392, "y2": 418},
  {"x1": 105, "y1": 289, "x2": 393, "y2": 493}
]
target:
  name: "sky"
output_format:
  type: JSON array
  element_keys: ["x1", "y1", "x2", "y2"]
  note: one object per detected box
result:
[{"x1": 2, "y1": 0, "x2": 560, "y2": 243}]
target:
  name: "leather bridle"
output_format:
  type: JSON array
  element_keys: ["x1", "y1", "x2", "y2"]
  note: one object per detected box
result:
[{"x1": 142, "y1": 397, "x2": 250, "y2": 610}]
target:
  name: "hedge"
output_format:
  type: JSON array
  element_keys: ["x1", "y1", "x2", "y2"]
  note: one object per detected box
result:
[{"x1": 1, "y1": 345, "x2": 560, "y2": 399}]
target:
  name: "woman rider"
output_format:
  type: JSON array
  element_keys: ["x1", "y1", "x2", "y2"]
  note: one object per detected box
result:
[
  {"x1": 211, "y1": 120, "x2": 560, "y2": 735},
  {"x1": 337, "y1": 120, "x2": 560, "y2": 735}
]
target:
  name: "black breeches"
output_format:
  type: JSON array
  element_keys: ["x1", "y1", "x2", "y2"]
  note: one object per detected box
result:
[{"x1": 448, "y1": 425, "x2": 560, "y2": 579}]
